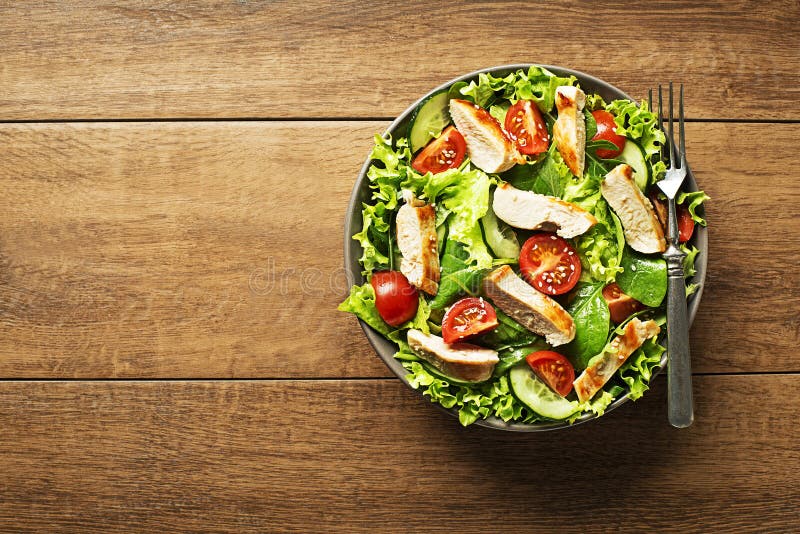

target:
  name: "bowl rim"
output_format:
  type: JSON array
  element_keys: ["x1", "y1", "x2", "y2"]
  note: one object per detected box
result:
[{"x1": 344, "y1": 63, "x2": 708, "y2": 431}]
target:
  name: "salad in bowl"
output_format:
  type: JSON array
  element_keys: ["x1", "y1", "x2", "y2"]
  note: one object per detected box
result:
[{"x1": 340, "y1": 65, "x2": 708, "y2": 430}]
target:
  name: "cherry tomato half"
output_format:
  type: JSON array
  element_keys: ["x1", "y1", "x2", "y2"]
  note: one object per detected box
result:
[
  {"x1": 371, "y1": 271, "x2": 419, "y2": 327},
  {"x1": 591, "y1": 110, "x2": 626, "y2": 159},
  {"x1": 602, "y1": 282, "x2": 645, "y2": 324},
  {"x1": 411, "y1": 125, "x2": 467, "y2": 175},
  {"x1": 504, "y1": 100, "x2": 549, "y2": 155},
  {"x1": 526, "y1": 351, "x2": 575, "y2": 397},
  {"x1": 441, "y1": 297, "x2": 498, "y2": 344},
  {"x1": 519, "y1": 233, "x2": 581, "y2": 296},
  {"x1": 649, "y1": 193, "x2": 695, "y2": 243}
]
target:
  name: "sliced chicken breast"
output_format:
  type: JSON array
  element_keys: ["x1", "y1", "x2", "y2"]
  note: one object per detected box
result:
[
  {"x1": 407, "y1": 329, "x2": 499, "y2": 383},
  {"x1": 601, "y1": 164, "x2": 667, "y2": 254},
  {"x1": 493, "y1": 182, "x2": 597, "y2": 238},
  {"x1": 449, "y1": 99, "x2": 523, "y2": 173},
  {"x1": 481, "y1": 265, "x2": 575, "y2": 346},
  {"x1": 397, "y1": 198, "x2": 440, "y2": 295},
  {"x1": 553, "y1": 86, "x2": 586, "y2": 178},
  {"x1": 573, "y1": 318, "x2": 661, "y2": 403}
]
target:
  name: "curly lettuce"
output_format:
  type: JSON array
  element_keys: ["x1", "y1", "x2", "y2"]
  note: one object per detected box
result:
[
  {"x1": 401, "y1": 165, "x2": 494, "y2": 268},
  {"x1": 605, "y1": 99, "x2": 667, "y2": 185},
  {"x1": 403, "y1": 361, "x2": 537, "y2": 426},
  {"x1": 456, "y1": 66, "x2": 576, "y2": 113},
  {"x1": 618, "y1": 337, "x2": 665, "y2": 400}
]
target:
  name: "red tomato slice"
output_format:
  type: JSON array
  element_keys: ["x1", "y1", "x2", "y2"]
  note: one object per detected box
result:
[
  {"x1": 519, "y1": 233, "x2": 581, "y2": 296},
  {"x1": 411, "y1": 126, "x2": 466, "y2": 174},
  {"x1": 504, "y1": 100, "x2": 549, "y2": 155},
  {"x1": 591, "y1": 110, "x2": 626, "y2": 159},
  {"x1": 371, "y1": 271, "x2": 419, "y2": 327},
  {"x1": 677, "y1": 204, "x2": 695, "y2": 243},
  {"x1": 441, "y1": 297, "x2": 498, "y2": 344},
  {"x1": 526, "y1": 351, "x2": 575, "y2": 397},
  {"x1": 602, "y1": 282, "x2": 645, "y2": 324}
]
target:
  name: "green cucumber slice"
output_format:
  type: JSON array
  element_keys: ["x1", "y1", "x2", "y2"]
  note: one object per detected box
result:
[
  {"x1": 481, "y1": 190, "x2": 520, "y2": 259},
  {"x1": 408, "y1": 89, "x2": 451, "y2": 153},
  {"x1": 617, "y1": 139, "x2": 649, "y2": 190},
  {"x1": 509, "y1": 364, "x2": 582, "y2": 420}
]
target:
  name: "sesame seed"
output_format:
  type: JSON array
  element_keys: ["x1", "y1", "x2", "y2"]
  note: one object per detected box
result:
[
  {"x1": 568, "y1": 251, "x2": 574, "y2": 256},
  {"x1": 538, "y1": 281, "x2": 543, "y2": 288},
  {"x1": 520, "y1": 128, "x2": 526, "y2": 134},
  {"x1": 570, "y1": 264, "x2": 575, "y2": 271},
  {"x1": 563, "y1": 247, "x2": 568, "y2": 253},
  {"x1": 631, "y1": 264, "x2": 637, "y2": 272},
  {"x1": 550, "y1": 236, "x2": 557, "y2": 240},
  {"x1": 548, "y1": 286, "x2": 553, "y2": 292}
]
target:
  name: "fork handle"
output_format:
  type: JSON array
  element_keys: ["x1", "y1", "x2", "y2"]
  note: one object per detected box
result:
[{"x1": 665, "y1": 248, "x2": 694, "y2": 428}]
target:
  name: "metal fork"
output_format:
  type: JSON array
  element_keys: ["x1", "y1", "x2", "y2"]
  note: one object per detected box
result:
[{"x1": 650, "y1": 83, "x2": 693, "y2": 428}]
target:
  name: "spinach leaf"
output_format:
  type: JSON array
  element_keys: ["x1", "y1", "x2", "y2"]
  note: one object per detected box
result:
[
  {"x1": 429, "y1": 239, "x2": 488, "y2": 310},
  {"x1": 477, "y1": 308, "x2": 539, "y2": 351},
  {"x1": 585, "y1": 108, "x2": 598, "y2": 140},
  {"x1": 616, "y1": 246, "x2": 667, "y2": 307},
  {"x1": 505, "y1": 152, "x2": 567, "y2": 197},
  {"x1": 493, "y1": 341, "x2": 549, "y2": 378},
  {"x1": 562, "y1": 283, "x2": 611, "y2": 370}
]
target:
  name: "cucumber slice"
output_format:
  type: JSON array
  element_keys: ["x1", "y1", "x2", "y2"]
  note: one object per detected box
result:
[
  {"x1": 509, "y1": 364, "x2": 582, "y2": 420},
  {"x1": 420, "y1": 361, "x2": 488, "y2": 387},
  {"x1": 408, "y1": 89, "x2": 451, "y2": 153},
  {"x1": 481, "y1": 191, "x2": 520, "y2": 259},
  {"x1": 617, "y1": 139, "x2": 649, "y2": 190}
]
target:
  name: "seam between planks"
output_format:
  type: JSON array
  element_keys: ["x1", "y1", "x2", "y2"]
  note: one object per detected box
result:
[{"x1": 0, "y1": 372, "x2": 797, "y2": 383}]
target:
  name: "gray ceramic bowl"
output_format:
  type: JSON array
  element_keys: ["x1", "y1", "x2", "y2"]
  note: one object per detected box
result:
[{"x1": 344, "y1": 64, "x2": 707, "y2": 431}]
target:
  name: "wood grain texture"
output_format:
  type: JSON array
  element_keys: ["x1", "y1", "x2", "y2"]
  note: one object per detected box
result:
[
  {"x1": 0, "y1": 1, "x2": 797, "y2": 120},
  {"x1": 0, "y1": 376, "x2": 798, "y2": 532},
  {"x1": 0, "y1": 121, "x2": 387, "y2": 378},
  {"x1": 0, "y1": 122, "x2": 797, "y2": 377}
]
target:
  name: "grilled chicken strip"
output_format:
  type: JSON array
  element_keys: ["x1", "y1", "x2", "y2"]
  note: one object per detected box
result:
[
  {"x1": 492, "y1": 183, "x2": 597, "y2": 239},
  {"x1": 573, "y1": 318, "x2": 661, "y2": 403},
  {"x1": 482, "y1": 265, "x2": 575, "y2": 346},
  {"x1": 397, "y1": 195, "x2": 440, "y2": 295},
  {"x1": 449, "y1": 99, "x2": 523, "y2": 173},
  {"x1": 553, "y1": 85, "x2": 587, "y2": 178},
  {"x1": 601, "y1": 164, "x2": 667, "y2": 254},
  {"x1": 407, "y1": 329, "x2": 499, "y2": 383}
]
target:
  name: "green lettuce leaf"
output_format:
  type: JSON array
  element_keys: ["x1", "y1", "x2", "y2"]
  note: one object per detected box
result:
[
  {"x1": 681, "y1": 243, "x2": 701, "y2": 278},
  {"x1": 338, "y1": 282, "x2": 392, "y2": 336},
  {"x1": 605, "y1": 99, "x2": 666, "y2": 186},
  {"x1": 403, "y1": 362, "x2": 536, "y2": 426},
  {"x1": 619, "y1": 337, "x2": 665, "y2": 400},
  {"x1": 561, "y1": 165, "x2": 625, "y2": 283},
  {"x1": 402, "y1": 165, "x2": 494, "y2": 268},
  {"x1": 605, "y1": 99, "x2": 665, "y2": 159},
  {"x1": 457, "y1": 67, "x2": 575, "y2": 113},
  {"x1": 352, "y1": 201, "x2": 391, "y2": 274},
  {"x1": 677, "y1": 190, "x2": 710, "y2": 226}
]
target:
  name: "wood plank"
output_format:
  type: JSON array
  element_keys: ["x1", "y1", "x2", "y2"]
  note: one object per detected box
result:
[
  {"x1": 0, "y1": 1, "x2": 797, "y2": 120},
  {"x1": 0, "y1": 376, "x2": 797, "y2": 532},
  {"x1": 0, "y1": 122, "x2": 796, "y2": 378}
]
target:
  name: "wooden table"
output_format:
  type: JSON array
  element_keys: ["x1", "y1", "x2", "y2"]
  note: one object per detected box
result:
[{"x1": 1, "y1": 2, "x2": 798, "y2": 532}]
